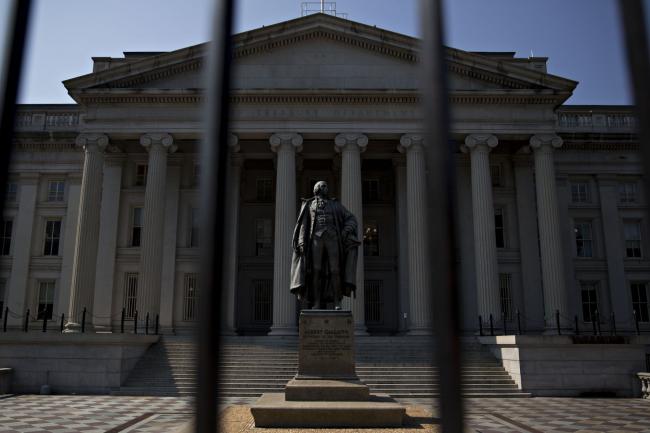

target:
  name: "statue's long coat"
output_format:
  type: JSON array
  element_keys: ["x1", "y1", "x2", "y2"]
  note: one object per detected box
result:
[{"x1": 290, "y1": 197, "x2": 360, "y2": 302}]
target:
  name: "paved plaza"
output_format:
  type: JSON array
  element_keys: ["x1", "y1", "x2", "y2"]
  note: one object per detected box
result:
[{"x1": 0, "y1": 395, "x2": 649, "y2": 432}]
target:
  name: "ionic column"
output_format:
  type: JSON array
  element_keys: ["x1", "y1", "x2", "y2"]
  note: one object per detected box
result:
[
  {"x1": 269, "y1": 133, "x2": 302, "y2": 335},
  {"x1": 222, "y1": 134, "x2": 242, "y2": 335},
  {"x1": 335, "y1": 133, "x2": 368, "y2": 334},
  {"x1": 530, "y1": 134, "x2": 569, "y2": 329},
  {"x1": 461, "y1": 134, "x2": 501, "y2": 327},
  {"x1": 137, "y1": 133, "x2": 176, "y2": 321},
  {"x1": 66, "y1": 133, "x2": 108, "y2": 332},
  {"x1": 399, "y1": 134, "x2": 432, "y2": 334},
  {"x1": 92, "y1": 154, "x2": 124, "y2": 331},
  {"x1": 393, "y1": 158, "x2": 410, "y2": 333}
]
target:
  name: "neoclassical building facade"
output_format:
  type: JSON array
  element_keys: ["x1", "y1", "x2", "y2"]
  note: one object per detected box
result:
[{"x1": 2, "y1": 14, "x2": 646, "y2": 335}]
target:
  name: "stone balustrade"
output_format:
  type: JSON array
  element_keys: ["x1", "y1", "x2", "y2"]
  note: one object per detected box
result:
[
  {"x1": 556, "y1": 109, "x2": 637, "y2": 132},
  {"x1": 14, "y1": 107, "x2": 80, "y2": 131},
  {"x1": 639, "y1": 373, "x2": 650, "y2": 399}
]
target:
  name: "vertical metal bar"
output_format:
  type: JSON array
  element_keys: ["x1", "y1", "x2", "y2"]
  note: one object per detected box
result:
[
  {"x1": 419, "y1": 0, "x2": 463, "y2": 431},
  {"x1": 197, "y1": 0, "x2": 234, "y2": 431},
  {"x1": 0, "y1": 0, "x2": 32, "y2": 216},
  {"x1": 618, "y1": 1, "x2": 650, "y2": 212}
]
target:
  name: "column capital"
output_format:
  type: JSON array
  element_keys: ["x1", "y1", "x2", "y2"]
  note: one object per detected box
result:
[
  {"x1": 270, "y1": 132, "x2": 303, "y2": 153},
  {"x1": 461, "y1": 134, "x2": 498, "y2": 154},
  {"x1": 334, "y1": 133, "x2": 368, "y2": 153},
  {"x1": 75, "y1": 133, "x2": 109, "y2": 152},
  {"x1": 140, "y1": 133, "x2": 177, "y2": 153},
  {"x1": 529, "y1": 134, "x2": 563, "y2": 152},
  {"x1": 398, "y1": 134, "x2": 424, "y2": 153}
]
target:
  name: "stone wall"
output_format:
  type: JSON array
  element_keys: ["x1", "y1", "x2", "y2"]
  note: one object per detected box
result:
[
  {"x1": 0, "y1": 333, "x2": 158, "y2": 394},
  {"x1": 479, "y1": 335, "x2": 650, "y2": 397}
]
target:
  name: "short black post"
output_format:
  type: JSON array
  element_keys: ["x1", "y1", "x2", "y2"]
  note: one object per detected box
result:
[
  {"x1": 634, "y1": 310, "x2": 641, "y2": 336},
  {"x1": 81, "y1": 307, "x2": 87, "y2": 333},
  {"x1": 42, "y1": 312, "x2": 47, "y2": 333},
  {"x1": 516, "y1": 309, "x2": 522, "y2": 335},
  {"x1": 155, "y1": 314, "x2": 159, "y2": 335},
  {"x1": 555, "y1": 309, "x2": 561, "y2": 335},
  {"x1": 595, "y1": 310, "x2": 601, "y2": 336},
  {"x1": 592, "y1": 313, "x2": 597, "y2": 335},
  {"x1": 60, "y1": 313, "x2": 64, "y2": 333},
  {"x1": 489, "y1": 313, "x2": 494, "y2": 336},
  {"x1": 478, "y1": 315, "x2": 483, "y2": 336},
  {"x1": 610, "y1": 312, "x2": 617, "y2": 336},
  {"x1": 24, "y1": 309, "x2": 29, "y2": 332},
  {"x1": 120, "y1": 308, "x2": 125, "y2": 334},
  {"x1": 3, "y1": 307, "x2": 8, "y2": 332},
  {"x1": 574, "y1": 315, "x2": 580, "y2": 335},
  {"x1": 502, "y1": 311, "x2": 507, "y2": 335},
  {"x1": 134, "y1": 310, "x2": 138, "y2": 334},
  {"x1": 145, "y1": 312, "x2": 149, "y2": 335}
]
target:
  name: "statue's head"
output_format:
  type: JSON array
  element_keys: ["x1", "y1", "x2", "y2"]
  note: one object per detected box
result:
[{"x1": 313, "y1": 180, "x2": 329, "y2": 197}]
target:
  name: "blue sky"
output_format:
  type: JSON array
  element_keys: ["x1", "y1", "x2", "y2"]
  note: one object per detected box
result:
[{"x1": 15, "y1": 0, "x2": 631, "y2": 105}]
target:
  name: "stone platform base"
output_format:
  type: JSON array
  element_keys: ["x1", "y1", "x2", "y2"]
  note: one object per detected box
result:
[
  {"x1": 251, "y1": 392, "x2": 405, "y2": 428},
  {"x1": 285, "y1": 378, "x2": 369, "y2": 401}
]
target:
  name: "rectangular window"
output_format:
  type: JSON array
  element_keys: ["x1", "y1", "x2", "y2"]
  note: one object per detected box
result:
[
  {"x1": 37, "y1": 281, "x2": 55, "y2": 321},
  {"x1": 624, "y1": 221, "x2": 642, "y2": 258},
  {"x1": 499, "y1": 273, "x2": 513, "y2": 321},
  {"x1": 490, "y1": 164, "x2": 502, "y2": 187},
  {"x1": 183, "y1": 273, "x2": 198, "y2": 321},
  {"x1": 123, "y1": 273, "x2": 138, "y2": 319},
  {"x1": 619, "y1": 181, "x2": 638, "y2": 203},
  {"x1": 571, "y1": 181, "x2": 590, "y2": 203},
  {"x1": 494, "y1": 208, "x2": 505, "y2": 248},
  {"x1": 131, "y1": 207, "x2": 143, "y2": 247},
  {"x1": 362, "y1": 179, "x2": 380, "y2": 202},
  {"x1": 580, "y1": 282, "x2": 599, "y2": 323},
  {"x1": 0, "y1": 220, "x2": 12, "y2": 255},
  {"x1": 189, "y1": 208, "x2": 199, "y2": 248},
  {"x1": 47, "y1": 180, "x2": 65, "y2": 202},
  {"x1": 255, "y1": 218, "x2": 273, "y2": 256},
  {"x1": 135, "y1": 164, "x2": 148, "y2": 186},
  {"x1": 631, "y1": 282, "x2": 650, "y2": 323},
  {"x1": 363, "y1": 221, "x2": 380, "y2": 256},
  {"x1": 574, "y1": 222, "x2": 593, "y2": 258},
  {"x1": 364, "y1": 280, "x2": 384, "y2": 324},
  {"x1": 0, "y1": 280, "x2": 5, "y2": 319},
  {"x1": 43, "y1": 219, "x2": 61, "y2": 256},
  {"x1": 256, "y1": 178, "x2": 273, "y2": 202},
  {"x1": 5, "y1": 182, "x2": 17, "y2": 202},
  {"x1": 252, "y1": 279, "x2": 272, "y2": 323}
]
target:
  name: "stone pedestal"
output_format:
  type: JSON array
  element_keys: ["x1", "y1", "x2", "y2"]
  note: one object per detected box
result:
[{"x1": 251, "y1": 310, "x2": 404, "y2": 428}]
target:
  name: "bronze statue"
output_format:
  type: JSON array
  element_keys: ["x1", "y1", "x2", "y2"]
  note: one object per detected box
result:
[{"x1": 290, "y1": 181, "x2": 360, "y2": 310}]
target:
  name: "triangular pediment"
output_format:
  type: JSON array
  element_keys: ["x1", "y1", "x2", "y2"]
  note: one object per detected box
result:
[{"x1": 64, "y1": 13, "x2": 576, "y2": 102}]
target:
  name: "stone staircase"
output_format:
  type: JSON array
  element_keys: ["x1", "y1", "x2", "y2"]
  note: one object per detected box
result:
[{"x1": 113, "y1": 335, "x2": 530, "y2": 398}]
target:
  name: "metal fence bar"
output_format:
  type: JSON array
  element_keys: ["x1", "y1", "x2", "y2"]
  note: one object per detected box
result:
[
  {"x1": 196, "y1": 0, "x2": 234, "y2": 431},
  {"x1": 0, "y1": 0, "x2": 32, "y2": 214},
  {"x1": 419, "y1": 0, "x2": 464, "y2": 431},
  {"x1": 619, "y1": 1, "x2": 650, "y2": 212}
]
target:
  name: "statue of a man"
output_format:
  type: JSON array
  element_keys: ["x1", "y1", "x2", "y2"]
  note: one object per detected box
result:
[{"x1": 290, "y1": 181, "x2": 360, "y2": 310}]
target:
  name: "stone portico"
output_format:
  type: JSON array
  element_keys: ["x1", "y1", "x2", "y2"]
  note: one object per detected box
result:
[{"x1": 2, "y1": 14, "x2": 648, "y2": 337}]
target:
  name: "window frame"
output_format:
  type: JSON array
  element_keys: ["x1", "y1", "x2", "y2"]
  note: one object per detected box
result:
[
  {"x1": 631, "y1": 282, "x2": 650, "y2": 323},
  {"x1": 123, "y1": 272, "x2": 138, "y2": 320},
  {"x1": 183, "y1": 273, "x2": 198, "y2": 321},
  {"x1": 130, "y1": 206, "x2": 144, "y2": 247},
  {"x1": 36, "y1": 280, "x2": 55, "y2": 321},
  {"x1": 5, "y1": 182, "x2": 17, "y2": 202},
  {"x1": 619, "y1": 181, "x2": 638, "y2": 204},
  {"x1": 254, "y1": 218, "x2": 273, "y2": 257},
  {"x1": 570, "y1": 180, "x2": 591, "y2": 204},
  {"x1": 574, "y1": 221, "x2": 594, "y2": 258},
  {"x1": 494, "y1": 207, "x2": 506, "y2": 249},
  {"x1": 135, "y1": 164, "x2": 148, "y2": 187},
  {"x1": 580, "y1": 281, "x2": 600, "y2": 323},
  {"x1": 43, "y1": 218, "x2": 62, "y2": 256},
  {"x1": 362, "y1": 178, "x2": 381, "y2": 202},
  {"x1": 624, "y1": 220, "x2": 643, "y2": 258},
  {"x1": 46, "y1": 180, "x2": 65, "y2": 202},
  {"x1": 255, "y1": 177, "x2": 274, "y2": 202}
]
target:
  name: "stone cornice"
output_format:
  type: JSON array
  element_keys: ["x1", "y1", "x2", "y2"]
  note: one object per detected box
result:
[
  {"x1": 16, "y1": 142, "x2": 78, "y2": 152},
  {"x1": 73, "y1": 89, "x2": 569, "y2": 106}
]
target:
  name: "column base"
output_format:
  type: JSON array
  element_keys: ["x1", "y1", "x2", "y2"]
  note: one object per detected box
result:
[
  {"x1": 407, "y1": 326, "x2": 433, "y2": 336},
  {"x1": 354, "y1": 324, "x2": 369, "y2": 336},
  {"x1": 63, "y1": 322, "x2": 95, "y2": 334},
  {"x1": 268, "y1": 325, "x2": 298, "y2": 336}
]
